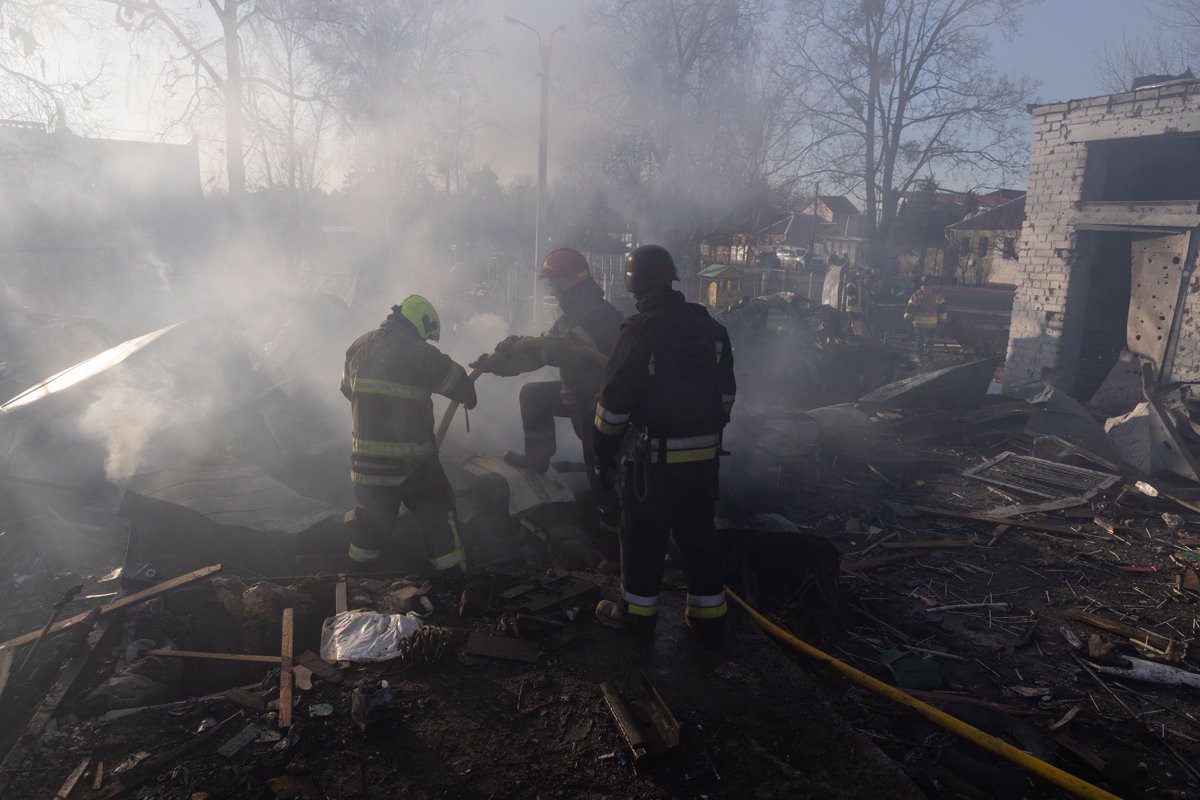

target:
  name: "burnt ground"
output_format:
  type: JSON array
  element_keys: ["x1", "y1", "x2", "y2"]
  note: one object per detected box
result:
[
  {"x1": 4, "y1": 345, "x2": 1200, "y2": 799},
  {"x1": 0, "y1": 571, "x2": 921, "y2": 800},
  {"x1": 751, "y1": 432, "x2": 1200, "y2": 800}
]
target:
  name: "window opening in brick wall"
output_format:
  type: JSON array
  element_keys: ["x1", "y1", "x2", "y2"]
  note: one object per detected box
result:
[
  {"x1": 1001, "y1": 235, "x2": 1018, "y2": 260},
  {"x1": 977, "y1": 236, "x2": 990, "y2": 257},
  {"x1": 1087, "y1": 133, "x2": 1200, "y2": 202}
]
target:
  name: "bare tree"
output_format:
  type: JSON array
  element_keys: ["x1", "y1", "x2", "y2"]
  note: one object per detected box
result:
[
  {"x1": 575, "y1": 0, "x2": 782, "y2": 244},
  {"x1": 242, "y1": 0, "x2": 334, "y2": 193},
  {"x1": 1095, "y1": 30, "x2": 1190, "y2": 93},
  {"x1": 0, "y1": 1, "x2": 108, "y2": 129},
  {"x1": 107, "y1": 0, "x2": 258, "y2": 194},
  {"x1": 776, "y1": 0, "x2": 1038, "y2": 257},
  {"x1": 310, "y1": 0, "x2": 479, "y2": 192}
]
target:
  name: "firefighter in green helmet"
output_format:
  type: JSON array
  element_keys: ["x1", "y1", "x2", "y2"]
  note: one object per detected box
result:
[{"x1": 341, "y1": 295, "x2": 477, "y2": 577}]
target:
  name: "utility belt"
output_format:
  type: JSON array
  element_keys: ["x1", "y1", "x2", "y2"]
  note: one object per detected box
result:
[
  {"x1": 625, "y1": 428, "x2": 722, "y2": 502},
  {"x1": 633, "y1": 432, "x2": 722, "y2": 464}
]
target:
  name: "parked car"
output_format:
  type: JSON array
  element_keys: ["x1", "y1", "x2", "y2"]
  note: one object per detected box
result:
[{"x1": 776, "y1": 245, "x2": 826, "y2": 271}]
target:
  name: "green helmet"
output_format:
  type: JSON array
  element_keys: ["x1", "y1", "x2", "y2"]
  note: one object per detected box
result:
[{"x1": 394, "y1": 294, "x2": 441, "y2": 341}]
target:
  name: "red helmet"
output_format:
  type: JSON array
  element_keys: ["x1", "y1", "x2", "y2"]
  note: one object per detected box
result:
[{"x1": 538, "y1": 248, "x2": 590, "y2": 289}]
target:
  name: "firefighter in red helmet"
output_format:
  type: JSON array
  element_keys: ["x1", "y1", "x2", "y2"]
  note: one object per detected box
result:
[{"x1": 474, "y1": 247, "x2": 624, "y2": 559}]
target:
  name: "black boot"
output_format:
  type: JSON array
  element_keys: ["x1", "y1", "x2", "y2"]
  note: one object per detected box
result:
[{"x1": 595, "y1": 599, "x2": 657, "y2": 638}]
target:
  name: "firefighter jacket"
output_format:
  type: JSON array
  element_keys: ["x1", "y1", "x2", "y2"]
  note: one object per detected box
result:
[
  {"x1": 479, "y1": 277, "x2": 622, "y2": 401},
  {"x1": 593, "y1": 287, "x2": 735, "y2": 469},
  {"x1": 904, "y1": 287, "x2": 947, "y2": 328},
  {"x1": 341, "y1": 315, "x2": 477, "y2": 486}
]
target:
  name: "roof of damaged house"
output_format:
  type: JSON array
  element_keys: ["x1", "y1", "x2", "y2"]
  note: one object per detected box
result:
[
  {"x1": 1029, "y1": 75, "x2": 1200, "y2": 116},
  {"x1": 946, "y1": 195, "x2": 1027, "y2": 232},
  {"x1": 899, "y1": 189, "x2": 1016, "y2": 209},
  {"x1": 813, "y1": 194, "x2": 860, "y2": 217}
]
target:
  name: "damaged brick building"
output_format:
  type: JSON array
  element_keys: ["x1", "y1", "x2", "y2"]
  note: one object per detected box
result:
[{"x1": 1005, "y1": 78, "x2": 1200, "y2": 405}]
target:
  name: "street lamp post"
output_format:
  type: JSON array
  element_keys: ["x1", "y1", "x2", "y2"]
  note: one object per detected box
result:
[{"x1": 504, "y1": 15, "x2": 564, "y2": 329}]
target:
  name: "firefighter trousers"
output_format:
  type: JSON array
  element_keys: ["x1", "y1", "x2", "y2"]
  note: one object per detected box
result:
[
  {"x1": 913, "y1": 325, "x2": 936, "y2": 359},
  {"x1": 350, "y1": 456, "x2": 466, "y2": 573},
  {"x1": 518, "y1": 380, "x2": 594, "y2": 465},
  {"x1": 617, "y1": 459, "x2": 726, "y2": 624},
  {"x1": 519, "y1": 380, "x2": 617, "y2": 557}
]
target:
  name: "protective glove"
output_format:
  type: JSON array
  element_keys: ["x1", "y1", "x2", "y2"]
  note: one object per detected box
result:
[
  {"x1": 559, "y1": 384, "x2": 577, "y2": 406},
  {"x1": 494, "y1": 334, "x2": 523, "y2": 353},
  {"x1": 471, "y1": 350, "x2": 525, "y2": 377}
]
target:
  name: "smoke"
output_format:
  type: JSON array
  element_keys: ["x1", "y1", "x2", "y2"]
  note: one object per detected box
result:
[{"x1": 77, "y1": 375, "x2": 176, "y2": 483}]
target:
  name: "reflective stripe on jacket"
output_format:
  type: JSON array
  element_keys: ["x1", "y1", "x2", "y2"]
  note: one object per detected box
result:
[
  {"x1": 904, "y1": 287, "x2": 946, "y2": 328},
  {"x1": 342, "y1": 316, "x2": 476, "y2": 485},
  {"x1": 593, "y1": 288, "x2": 735, "y2": 469}
]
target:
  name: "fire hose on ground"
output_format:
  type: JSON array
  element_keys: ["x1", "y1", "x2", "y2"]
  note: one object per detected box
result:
[
  {"x1": 724, "y1": 588, "x2": 1123, "y2": 800},
  {"x1": 434, "y1": 338, "x2": 609, "y2": 449},
  {"x1": 431, "y1": 339, "x2": 1118, "y2": 799}
]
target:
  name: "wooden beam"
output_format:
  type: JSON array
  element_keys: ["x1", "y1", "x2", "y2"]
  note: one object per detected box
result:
[
  {"x1": 0, "y1": 648, "x2": 12, "y2": 698},
  {"x1": 0, "y1": 616, "x2": 114, "y2": 795},
  {"x1": 146, "y1": 649, "x2": 276, "y2": 664},
  {"x1": 335, "y1": 575, "x2": 347, "y2": 614},
  {"x1": 0, "y1": 564, "x2": 222, "y2": 652},
  {"x1": 279, "y1": 608, "x2": 294, "y2": 729},
  {"x1": 911, "y1": 506, "x2": 1086, "y2": 537},
  {"x1": 1064, "y1": 609, "x2": 1198, "y2": 661},
  {"x1": 54, "y1": 757, "x2": 90, "y2": 799}
]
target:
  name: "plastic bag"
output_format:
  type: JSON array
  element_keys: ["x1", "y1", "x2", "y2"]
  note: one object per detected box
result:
[{"x1": 319, "y1": 611, "x2": 424, "y2": 663}]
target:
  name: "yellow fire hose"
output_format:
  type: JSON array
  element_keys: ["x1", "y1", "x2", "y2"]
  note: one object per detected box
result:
[
  {"x1": 434, "y1": 340, "x2": 609, "y2": 449},
  {"x1": 725, "y1": 588, "x2": 1123, "y2": 800}
]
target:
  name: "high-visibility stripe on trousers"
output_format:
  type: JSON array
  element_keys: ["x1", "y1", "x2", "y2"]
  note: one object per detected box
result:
[
  {"x1": 622, "y1": 588, "x2": 661, "y2": 617},
  {"x1": 686, "y1": 591, "x2": 728, "y2": 620},
  {"x1": 348, "y1": 543, "x2": 383, "y2": 563},
  {"x1": 429, "y1": 513, "x2": 466, "y2": 572}
]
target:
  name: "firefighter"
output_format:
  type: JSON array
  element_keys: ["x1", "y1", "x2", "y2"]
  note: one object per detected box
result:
[
  {"x1": 476, "y1": 248, "x2": 622, "y2": 474},
  {"x1": 341, "y1": 295, "x2": 477, "y2": 577},
  {"x1": 591, "y1": 244, "x2": 736, "y2": 647},
  {"x1": 903, "y1": 276, "x2": 948, "y2": 362}
]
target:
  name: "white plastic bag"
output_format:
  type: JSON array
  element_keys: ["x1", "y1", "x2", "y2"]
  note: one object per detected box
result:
[{"x1": 319, "y1": 611, "x2": 424, "y2": 663}]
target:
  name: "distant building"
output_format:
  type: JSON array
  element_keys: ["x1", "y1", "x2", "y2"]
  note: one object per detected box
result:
[
  {"x1": 946, "y1": 195, "x2": 1026, "y2": 286},
  {"x1": 898, "y1": 188, "x2": 1016, "y2": 210},
  {"x1": 801, "y1": 195, "x2": 868, "y2": 265},
  {"x1": 0, "y1": 121, "x2": 203, "y2": 319}
]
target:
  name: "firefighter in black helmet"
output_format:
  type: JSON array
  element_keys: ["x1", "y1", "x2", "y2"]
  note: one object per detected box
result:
[{"x1": 592, "y1": 245, "x2": 736, "y2": 646}]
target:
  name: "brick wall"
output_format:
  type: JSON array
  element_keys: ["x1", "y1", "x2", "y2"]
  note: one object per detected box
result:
[{"x1": 1003, "y1": 81, "x2": 1200, "y2": 391}]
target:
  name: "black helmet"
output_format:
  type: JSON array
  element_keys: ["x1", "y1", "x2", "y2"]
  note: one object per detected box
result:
[{"x1": 625, "y1": 244, "x2": 679, "y2": 295}]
